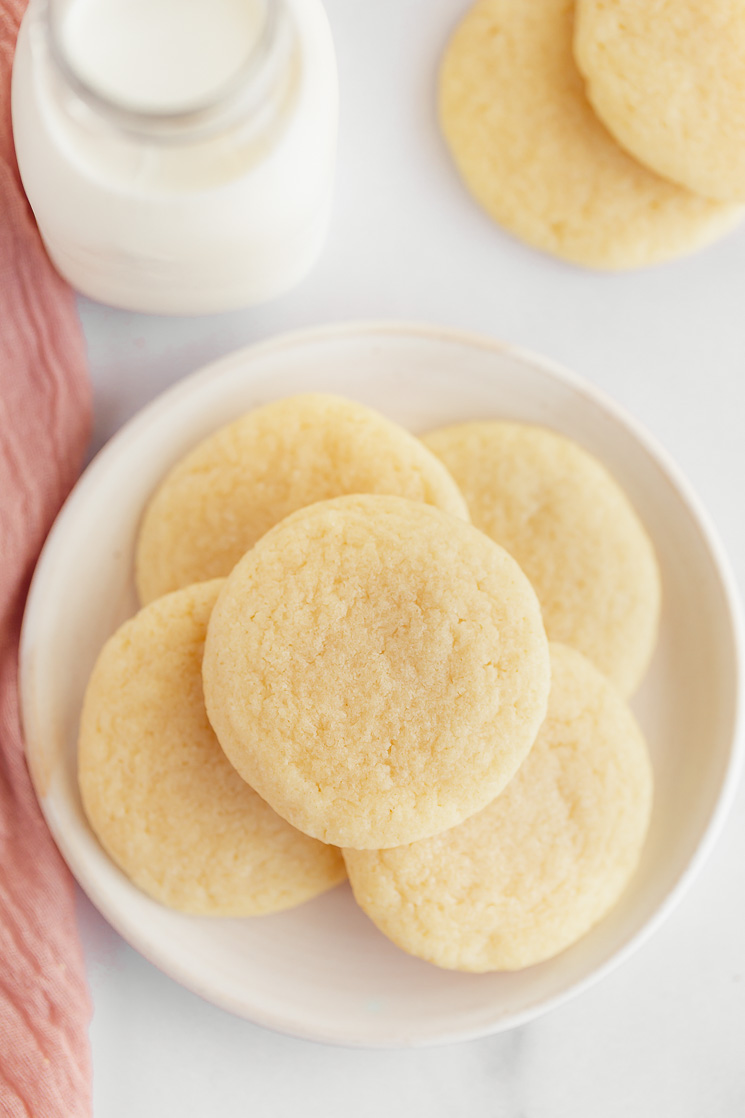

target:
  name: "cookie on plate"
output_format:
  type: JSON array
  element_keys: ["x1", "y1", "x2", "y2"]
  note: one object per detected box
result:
[
  {"x1": 78, "y1": 580, "x2": 346, "y2": 915},
  {"x1": 344, "y1": 643, "x2": 653, "y2": 972},
  {"x1": 575, "y1": 0, "x2": 745, "y2": 203},
  {"x1": 135, "y1": 393, "x2": 469, "y2": 604},
  {"x1": 203, "y1": 494, "x2": 551, "y2": 850},
  {"x1": 438, "y1": 0, "x2": 742, "y2": 268},
  {"x1": 421, "y1": 421, "x2": 660, "y2": 696}
]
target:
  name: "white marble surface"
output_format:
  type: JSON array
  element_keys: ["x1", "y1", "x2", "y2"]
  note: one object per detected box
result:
[{"x1": 73, "y1": 0, "x2": 745, "y2": 1113}]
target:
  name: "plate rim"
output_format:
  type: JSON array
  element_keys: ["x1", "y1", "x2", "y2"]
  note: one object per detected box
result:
[{"x1": 19, "y1": 319, "x2": 745, "y2": 1047}]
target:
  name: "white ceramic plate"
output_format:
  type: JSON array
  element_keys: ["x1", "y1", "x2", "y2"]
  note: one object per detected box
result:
[{"x1": 20, "y1": 322, "x2": 744, "y2": 1047}]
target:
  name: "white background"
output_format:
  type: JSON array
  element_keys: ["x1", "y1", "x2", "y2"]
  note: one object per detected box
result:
[{"x1": 75, "y1": 1, "x2": 745, "y2": 1114}]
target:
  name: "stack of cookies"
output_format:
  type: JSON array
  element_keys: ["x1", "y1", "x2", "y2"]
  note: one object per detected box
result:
[
  {"x1": 439, "y1": 0, "x2": 745, "y2": 268},
  {"x1": 78, "y1": 393, "x2": 658, "y2": 972}
]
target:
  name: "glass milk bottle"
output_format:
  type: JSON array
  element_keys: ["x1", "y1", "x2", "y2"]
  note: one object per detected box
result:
[{"x1": 12, "y1": 0, "x2": 338, "y2": 314}]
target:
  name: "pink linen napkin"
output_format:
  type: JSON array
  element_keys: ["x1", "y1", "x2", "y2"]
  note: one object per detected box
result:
[{"x1": 1, "y1": 2, "x2": 93, "y2": 1114}]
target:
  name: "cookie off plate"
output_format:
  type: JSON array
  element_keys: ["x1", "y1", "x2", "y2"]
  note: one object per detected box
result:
[{"x1": 19, "y1": 322, "x2": 744, "y2": 1046}]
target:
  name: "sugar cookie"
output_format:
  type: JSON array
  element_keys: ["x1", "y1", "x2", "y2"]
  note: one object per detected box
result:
[
  {"x1": 78, "y1": 580, "x2": 345, "y2": 915},
  {"x1": 203, "y1": 495, "x2": 551, "y2": 850},
  {"x1": 439, "y1": 0, "x2": 742, "y2": 268},
  {"x1": 344, "y1": 643, "x2": 653, "y2": 972},
  {"x1": 135, "y1": 393, "x2": 469, "y2": 604},
  {"x1": 575, "y1": 0, "x2": 745, "y2": 203},
  {"x1": 421, "y1": 421, "x2": 660, "y2": 696}
]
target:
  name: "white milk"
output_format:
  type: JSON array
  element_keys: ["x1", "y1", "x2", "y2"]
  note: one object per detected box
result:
[
  {"x1": 60, "y1": 0, "x2": 266, "y2": 114},
  {"x1": 12, "y1": 0, "x2": 338, "y2": 314}
]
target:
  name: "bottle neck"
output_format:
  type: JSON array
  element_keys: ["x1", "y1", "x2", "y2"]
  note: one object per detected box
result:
[{"x1": 43, "y1": 0, "x2": 295, "y2": 144}]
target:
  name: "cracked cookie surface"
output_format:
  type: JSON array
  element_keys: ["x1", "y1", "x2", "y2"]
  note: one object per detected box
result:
[
  {"x1": 575, "y1": 0, "x2": 745, "y2": 203},
  {"x1": 439, "y1": 0, "x2": 742, "y2": 267},
  {"x1": 78, "y1": 580, "x2": 345, "y2": 914},
  {"x1": 203, "y1": 494, "x2": 551, "y2": 850},
  {"x1": 136, "y1": 393, "x2": 469, "y2": 604},
  {"x1": 344, "y1": 643, "x2": 653, "y2": 971},
  {"x1": 422, "y1": 421, "x2": 660, "y2": 696}
]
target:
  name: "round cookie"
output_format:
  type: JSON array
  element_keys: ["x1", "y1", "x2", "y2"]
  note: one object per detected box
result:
[
  {"x1": 421, "y1": 421, "x2": 660, "y2": 697},
  {"x1": 344, "y1": 643, "x2": 653, "y2": 972},
  {"x1": 78, "y1": 580, "x2": 345, "y2": 915},
  {"x1": 202, "y1": 494, "x2": 551, "y2": 850},
  {"x1": 135, "y1": 393, "x2": 469, "y2": 605},
  {"x1": 575, "y1": 0, "x2": 745, "y2": 203},
  {"x1": 438, "y1": 0, "x2": 743, "y2": 269}
]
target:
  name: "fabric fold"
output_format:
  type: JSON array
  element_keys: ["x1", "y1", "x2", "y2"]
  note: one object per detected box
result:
[{"x1": 1, "y1": 1, "x2": 93, "y2": 1114}]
